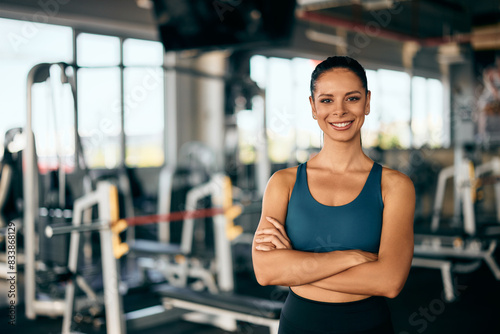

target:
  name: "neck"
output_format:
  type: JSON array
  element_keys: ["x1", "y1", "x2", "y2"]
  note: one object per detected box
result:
[{"x1": 314, "y1": 134, "x2": 369, "y2": 171}]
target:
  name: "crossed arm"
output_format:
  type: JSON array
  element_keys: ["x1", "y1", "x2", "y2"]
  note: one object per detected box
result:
[{"x1": 251, "y1": 168, "x2": 415, "y2": 298}]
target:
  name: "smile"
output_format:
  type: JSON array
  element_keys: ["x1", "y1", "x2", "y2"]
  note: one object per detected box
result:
[{"x1": 329, "y1": 121, "x2": 353, "y2": 130}]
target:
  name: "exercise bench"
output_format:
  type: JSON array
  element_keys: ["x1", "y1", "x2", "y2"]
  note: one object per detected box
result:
[{"x1": 155, "y1": 285, "x2": 283, "y2": 334}]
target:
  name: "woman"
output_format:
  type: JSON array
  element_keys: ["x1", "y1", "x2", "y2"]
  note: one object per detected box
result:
[
  {"x1": 477, "y1": 54, "x2": 500, "y2": 139},
  {"x1": 480, "y1": 53, "x2": 500, "y2": 113},
  {"x1": 252, "y1": 56, "x2": 415, "y2": 333}
]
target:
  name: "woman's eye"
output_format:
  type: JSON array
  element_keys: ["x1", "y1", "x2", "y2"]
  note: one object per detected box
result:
[
  {"x1": 347, "y1": 96, "x2": 360, "y2": 102},
  {"x1": 320, "y1": 99, "x2": 332, "y2": 103}
]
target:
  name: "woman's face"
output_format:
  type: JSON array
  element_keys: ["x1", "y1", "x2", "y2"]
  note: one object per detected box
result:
[{"x1": 309, "y1": 68, "x2": 371, "y2": 144}]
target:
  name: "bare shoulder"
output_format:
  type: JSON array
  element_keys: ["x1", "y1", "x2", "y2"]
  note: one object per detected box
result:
[
  {"x1": 271, "y1": 165, "x2": 298, "y2": 183},
  {"x1": 260, "y1": 166, "x2": 299, "y2": 225},
  {"x1": 266, "y1": 166, "x2": 299, "y2": 195},
  {"x1": 381, "y1": 166, "x2": 415, "y2": 199}
]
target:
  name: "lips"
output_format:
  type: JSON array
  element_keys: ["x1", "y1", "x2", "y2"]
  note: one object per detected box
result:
[{"x1": 329, "y1": 120, "x2": 353, "y2": 130}]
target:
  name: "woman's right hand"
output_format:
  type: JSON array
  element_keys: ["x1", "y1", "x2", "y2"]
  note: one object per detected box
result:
[{"x1": 254, "y1": 216, "x2": 292, "y2": 251}]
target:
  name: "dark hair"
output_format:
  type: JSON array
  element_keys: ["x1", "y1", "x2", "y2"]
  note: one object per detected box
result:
[{"x1": 310, "y1": 56, "x2": 368, "y2": 98}]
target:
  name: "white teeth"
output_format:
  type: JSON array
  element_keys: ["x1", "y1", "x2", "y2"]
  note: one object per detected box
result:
[{"x1": 332, "y1": 121, "x2": 352, "y2": 127}]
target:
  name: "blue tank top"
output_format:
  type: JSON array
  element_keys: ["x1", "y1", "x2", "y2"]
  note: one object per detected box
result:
[{"x1": 285, "y1": 162, "x2": 384, "y2": 253}]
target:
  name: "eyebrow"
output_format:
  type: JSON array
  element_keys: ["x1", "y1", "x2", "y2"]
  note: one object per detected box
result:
[{"x1": 317, "y1": 90, "x2": 362, "y2": 97}]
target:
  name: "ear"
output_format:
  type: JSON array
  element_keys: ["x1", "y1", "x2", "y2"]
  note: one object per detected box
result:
[
  {"x1": 365, "y1": 90, "x2": 371, "y2": 115},
  {"x1": 309, "y1": 96, "x2": 317, "y2": 118}
]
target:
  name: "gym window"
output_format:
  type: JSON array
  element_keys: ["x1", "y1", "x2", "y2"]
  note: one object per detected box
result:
[
  {"x1": 0, "y1": 18, "x2": 165, "y2": 169},
  {"x1": 0, "y1": 18, "x2": 73, "y2": 165},
  {"x1": 76, "y1": 33, "x2": 165, "y2": 169},
  {"x1": 249, "y1": 55, "x2": 320, "y2": 164},
  {"x1": 122, "y1": 39, "x2": 165, "y2": 168},
  {"x1": 364, "y1": 69, "x2": 444, "y2": 149}
]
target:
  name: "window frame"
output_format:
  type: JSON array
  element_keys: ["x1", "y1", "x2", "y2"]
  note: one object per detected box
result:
[{"x1": 73, "y1": 29, "x2": 166, "y2": 169}]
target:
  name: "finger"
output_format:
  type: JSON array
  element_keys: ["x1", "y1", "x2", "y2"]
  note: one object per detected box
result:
[
  {"x1": 265, "y1": 216, "x2": 284, "y2": 229},
  {"x1": 266, "y1": 217, "x2": 291, "y2": 242},
  {"x1": 256, "y1": 228, "x2": 290, "y2": 248},
  {"x1": 255, "y1": 228, "x2": 284, "y2": 235},
  {"x1": 256, "y1": 218, "x2": 291, "y2": 245},
  {"x1": 255, "y1": 235, "x2": 289, "y2": 249},
  {"x1": 265, "y1": 216, "x2": 281, "y2": 224},
  {"x1": 261, "y1": 232, "x2": 292, "y2": 249},
  {"x1": 255, "y1": 231, "x2": 288, "y2": 247},
  {"x1": 255, "y1": 244, "x2": 276, "y2": 251}
]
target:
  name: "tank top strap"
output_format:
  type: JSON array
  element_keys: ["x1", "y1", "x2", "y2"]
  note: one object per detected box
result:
[
  {"x1": 361, "y1": 162, "x2": 383, "y2": 206},
  {"x1": 365, "y1": 162, "x2": 382, "y2": 187},
  {"x1": 294, "y1": 163, "x2": 308, "y2": 191}
]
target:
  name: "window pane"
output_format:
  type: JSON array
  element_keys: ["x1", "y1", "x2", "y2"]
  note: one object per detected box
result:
[
  {"x1": 266, "y1": 57, "x2": 295, "y2": 163},
  {"x1": 78, "y1": 68, "x2": 121, "y2": 168},
  {"x1": 377, "y1": 69, "x2": 411, "y2": 148},
  {"x1": 250, "y1": 55, "x2": 268, "y2": 89},
  {"x1": 292, "y1": 58, "x2": 319, "y2": 162},
  {"x1": 362, "y1": 69, "x2": 381, "y2": 147},
  {"x1": 237, "y1": 109, "x2": 259, "y2": 164},
  {"x1": 77, "y1": 33, "x2": 120, "y2": 66},
  {"x1": 411, "y1": 76, "x2": 444, "y2": 148},
  {"x1": 412, "y1": 76, "x2": 428, "y2": 148},
  {"x1": 124, "y1": 67, "x2": 164, "y2": 167},
  {"x1": 427, "y1": 78, "x2": 444, "y2": 147},
  {"x1": 123, "y1": 39, "x2": 164, "y2": 66},
  {"x1": 252, "y1": 56, "x2": 318, "y2": 164},
  {"x1": 0, "y1": 18, "x2": 72, "y2": 160}
]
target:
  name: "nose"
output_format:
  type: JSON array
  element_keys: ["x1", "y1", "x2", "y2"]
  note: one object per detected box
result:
[{"x1": 332, "y1": 101, "x2": 347, "y2": 116}]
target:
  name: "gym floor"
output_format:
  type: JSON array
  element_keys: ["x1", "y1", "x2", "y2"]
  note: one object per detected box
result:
[{"x1": 3, "y1": 259, "x2": 500, "y2": 334}]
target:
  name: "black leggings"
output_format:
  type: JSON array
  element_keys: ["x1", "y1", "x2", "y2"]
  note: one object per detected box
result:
[{"x1": 278, "y1": 289, "x2": 394, "y2": 334}]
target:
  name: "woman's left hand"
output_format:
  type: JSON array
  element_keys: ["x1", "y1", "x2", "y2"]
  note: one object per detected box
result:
[{"x1": 254, "y1": 216, "x2": 292, "y2": 251}]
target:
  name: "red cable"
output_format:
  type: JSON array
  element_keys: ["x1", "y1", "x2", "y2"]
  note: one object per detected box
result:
[{"x1": 123, "y1": 207, "x2": 226, "y2": 227}]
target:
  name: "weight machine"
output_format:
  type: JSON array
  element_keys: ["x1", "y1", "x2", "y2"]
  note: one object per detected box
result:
[
  {"x1": 413, "y1": 155, "x2": 500, "y2": 301},
  {"x1": 23, "y1": 62, "x2": 95, "y2": 319},
  {"x1": 22, "y1": 61, "x2": 140, "y2": 322},
  {"x1": 46, "y1": 171, "x2": 281, "y2": 334},
  {"x1": 130, "y1": 172, "x2": 241, "y2": 294}
]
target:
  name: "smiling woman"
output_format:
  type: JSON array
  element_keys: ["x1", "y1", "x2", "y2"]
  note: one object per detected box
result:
[
  {"x1": 252, "y1": 56, "x2": 415, "y2": 334},
  {"x1": 309, "y1": 67, "x2": 370, "y2": 143}
]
